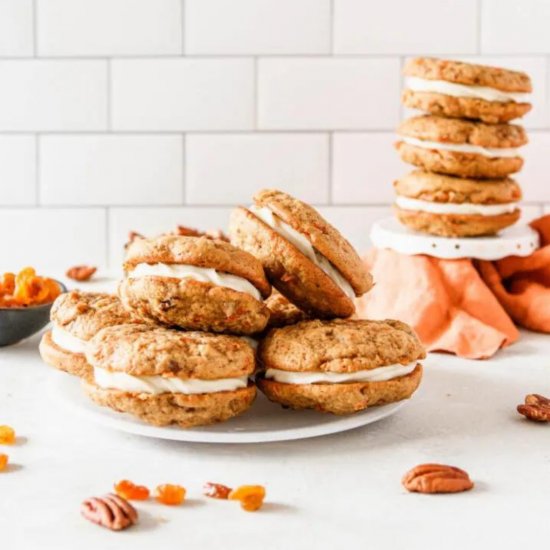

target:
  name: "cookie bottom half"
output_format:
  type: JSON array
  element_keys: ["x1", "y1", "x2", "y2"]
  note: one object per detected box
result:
[
  {"x1": 395, "y1": 206, "x2": 520, "y2": 237},
  {"x1": 257, "y1": 364, "x2": 422, "y2": 415},
  {"x1": 396, "y1": 142, "x2": 523, "y2": 179},
  {"x1": 402, "y1": 90, "x2": 531, "y2": 124},
  {"x1": 82, "y1": 381, "x2": 257, "y2": 428},
  {"x1": 39, "y1": 331, "x2": 91, "y2": 378}
]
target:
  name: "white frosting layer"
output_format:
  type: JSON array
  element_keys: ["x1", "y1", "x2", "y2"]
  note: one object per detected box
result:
[
  {"x1": 249, "y1": 206, "x2": 355, "y2": 299},
  {"x1": 264, "y1": 362, "x2": 418, "y2": 384},
  {"x1": 128, "y1": 263, "x2": 261, "y2": 301},
  {"x1": 93, "y1": 367, "x2": 249, "y2": 395},
  {"x1": 395, "y1": 196, "x2": 518, "y2": 216},
  {"x1": 405, "y1": 76, "x2": 529, "y2": 103},
  {"x1": 51, "y1": 325, "x2": 86, "y2": 354},
  {"x1": 401, "y1": 136, "x2": 519, "y2": 159}
]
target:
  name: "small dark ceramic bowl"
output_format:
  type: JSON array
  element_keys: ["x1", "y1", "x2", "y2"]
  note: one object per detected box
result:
[{"x1": 0, "y1": 280, "x2": 67, "y2": 347}]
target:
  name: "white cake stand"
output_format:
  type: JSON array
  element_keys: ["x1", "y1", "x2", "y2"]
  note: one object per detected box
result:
[{"x1": 370, "y1": 217, "x2": 540, "y2": 261}]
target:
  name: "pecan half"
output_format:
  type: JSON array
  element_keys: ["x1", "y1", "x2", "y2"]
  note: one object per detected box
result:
[
  {"x1": 402, "y1": 464, "x2": 474, "y2": 494},
  {"x1": 176, "y1": 225, "x2": 228, "y2": 242},
  {"x1": 66, "y1": 265, "x2": 97, "y2": 282},
  {"x1": 517, "y1": 394, "x2": 550, "y2": 422},
  {"x1": 81, "y1": 493, "x2": 138, "y2": 531},
  {"x1": 203, "y1": 482, "x2": 232, "y2": 499}
]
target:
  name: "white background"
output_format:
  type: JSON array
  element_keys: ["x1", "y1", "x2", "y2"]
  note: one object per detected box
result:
[{"x1": 1, "y1": 0, "x2": 550, "y2": 270}]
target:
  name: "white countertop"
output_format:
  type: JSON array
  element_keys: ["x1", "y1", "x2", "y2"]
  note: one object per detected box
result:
[{"x1": 2, "y1": 317, "x2": 550, "y2": 549}]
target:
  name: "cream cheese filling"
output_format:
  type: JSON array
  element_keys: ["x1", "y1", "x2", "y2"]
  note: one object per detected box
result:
[
  {"x1": 128, "y1": 263, "x2": 261, "y2": 301},
  {"x1": 264, "y1": 362, "x2": 418, "y2": 384},
  {"x1": 401, "y1": 136, "x2": 520, "y2": 159},
  {"x1": 405, "y1": 76, "x2": 530, "y2": 103},
  {"x1": 51, "y1": 324, "x2": 87, "y2": 354},
  {"x1": 93, "y1": 367, "x2": 249, "y2": 395},
  {"x1": 249, "y1": 205, "x2": 355, "y2": 299},
  {"x1": 395, "y1": 196, "x2": 518, "y2": 216}
]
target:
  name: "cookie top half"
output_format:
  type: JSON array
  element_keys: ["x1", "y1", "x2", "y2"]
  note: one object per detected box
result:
[
  {"x1": 259, "y1": 319, "x2": 425, "y2": 373},
  {"x1": 86, "y1": 324, "x2": 255, "y2": 379},
  {"x1": 394, "y1": 170, "x2": 522, "y2": 205},
  {"x1": 50, "y1": 291, "x2": 137, "y2": 341},
  {"x1": 398, "y1": 115, "x2": 527, "y2": 148},
  {"x1": 404, "y1": 57, "x2": 532, "y2": 93},
  {"x1": 124, "y1": 235, "x2": 271, "y2": 297},
  {"x1": 253, "y1": 189, "x2": 372, "y2": 295}
]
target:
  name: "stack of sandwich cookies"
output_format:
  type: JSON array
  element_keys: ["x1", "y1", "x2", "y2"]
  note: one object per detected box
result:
[
  {"x1": 396, "y1": 115, "x2": 527, "y2": 179},
  {"x1": 402, "y1": 57, "x2": 532, "y2": 124},
  {"x1": 229, "y1": 189, "x2": 425, "y2": 415},
  {"x1": 39, "y1": 291, "x2": 137, "y2": 378},
  {"x1": 83, "y1": 325, "x2": 256, "y2": 428},
  {"x1": 229, "y1": 189, "x2": 373, "y2": 318},
  {"x1": 257, "y1": 319, "x2": 425, "y2": 415},
  {"x1": 394, "y1": 170, "x2": 521, "y2": 237},
  {"x1": 119, "y1": 235, "x2": 271, "y2": 334},
  {"x1": 394, "y1": 57, "x2": 532, "y2": 238}
]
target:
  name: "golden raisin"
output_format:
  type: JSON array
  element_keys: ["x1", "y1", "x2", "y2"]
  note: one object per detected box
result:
[
  {"x1": 0, "y1": 426, "x2": 15, "y2": 445},
  {"x1": 229, "y1": 485, "x2": 266, "y2": 512},
  {"x1": 203, "y1": 482, "x2": 232, "y2": 500},
  {"x1": 0, "y1": 454, "x2": 8, "y2": 471},
  {"x1": 114, "y1": 480, "x2": 150, "y2": 501},
  {"x1": 154, "y1": 484, "x2": 186, "y2": 506}
]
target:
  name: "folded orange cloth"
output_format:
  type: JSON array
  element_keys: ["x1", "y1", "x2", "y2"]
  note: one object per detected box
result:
[
  {"x1": 477, "y1": 215, "x2": 550, "y2": 333},
  {"x1": 357, "y1": 215, "x2": 550, "y2": 359},
  {"x1": 356, "y1": 249, "x2": 519, "y2": 359}
]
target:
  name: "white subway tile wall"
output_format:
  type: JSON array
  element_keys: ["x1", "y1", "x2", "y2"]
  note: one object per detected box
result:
[
  {"x1": 0, "y1": 0, "x2": 548, "y2": 269},
  {"x1": 185, "y1": 134, "x2": 329, "y2": 205},
  {"x1": 37, "y1": 0, "x2": 183, "y2": 57},
  {"x1": 40, "y1": 135, "x2": 184, "y2": 205}
]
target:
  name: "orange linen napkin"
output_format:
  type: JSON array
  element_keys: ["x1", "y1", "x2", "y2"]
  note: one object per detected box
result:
[
  {"x1": 356, "y1": 249, "x2": 519, "y2": 360},
  {"x1": 477, "y1": 215, "x2": 550, "y2": 333}
]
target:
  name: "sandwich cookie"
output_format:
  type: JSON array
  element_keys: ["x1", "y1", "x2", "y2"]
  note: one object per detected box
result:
[
  {"x1": 229, "y1": 189, "x2": 373, "y2": 318},
  {"x1": 394, "y1": 170, "x2": 522, "y2": 237},
  {"x1": 256, "y1": 319, "x2": 425, "y2": 415},
  {"x1": 83, "y1": 325, "x2": 256, "y2": 428},
  {"x1": 402, "y1": 57, "x2": 532, "y2": 123},
  {"x1": 39, "y1": 291, "x2": 137, "y2": 378},
  {"x1": 119, "y1": 235, "x2": 271, "y2": 335},
  {"x1": 397, "y1": 115, "x2": 527, "y2": 179}
]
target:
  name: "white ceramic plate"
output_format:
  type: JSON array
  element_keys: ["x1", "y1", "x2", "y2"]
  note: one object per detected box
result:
[
  {"x1": 55, "y1": 375, "x2": 408, "y2": 444},
  {"x1": 370, "y1": 217, "x2": 539, "y2": 260}
]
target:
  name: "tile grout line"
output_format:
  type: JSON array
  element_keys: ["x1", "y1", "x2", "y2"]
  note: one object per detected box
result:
[
  {"x1": 476, "y1": 0, "x2": 482, "y2": 54},
  {"x1": 35, "y1": 134, "x2": 40, "y2": 205},
  {"x1": 327, "y1": 132, "x2": 333, "y2": 204},
  {"x1": 253, "y1": 57, "x2": 259, "y2": 130},
  {"x1": 105, "y1": 207, "x2": 110, "y2": 268},
  {"x1": 329, "y1": 0, "x2": 335, "y2": 55},
  {"x1": 0, "y1": 53, "x2": 549, "y2": 61},
  {"x1": 398, "y1": 56, "x2": 406, "y2": 122},
  {"x1": 32, "y1": 0, "x2": 38, "y2": 57},
  {"x1": 106, "y1": 59, "x2": 112, "y2": 131},
  {"x1": 0, "y1": 202, "x2": 548, "y2": 210},
  {"x1": 181, "y1": 0, "x2": 185, "y2": 55},
  {"x1": 181, "y1": 134, "x2": 186, "y2": 205}
]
